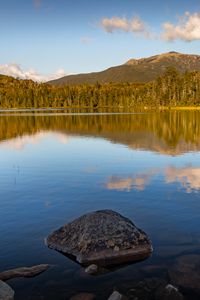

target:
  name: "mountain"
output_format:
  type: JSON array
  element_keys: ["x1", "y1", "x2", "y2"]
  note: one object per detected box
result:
[{"x1": 48, "y1": 52, "x2": 200, "y2": 86}]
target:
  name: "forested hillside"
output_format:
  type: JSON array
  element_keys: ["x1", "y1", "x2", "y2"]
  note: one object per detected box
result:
[{"x1": 0, "y1": 68, "x2": 200, "y2": 109}]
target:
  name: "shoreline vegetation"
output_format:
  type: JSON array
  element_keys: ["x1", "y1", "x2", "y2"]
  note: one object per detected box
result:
[
  {"x1": 1, "y1": 68, "x2": 200, "y2": 110},
  {"x1": 1, "y1": 106, "x2": 200, "y2": 113}
]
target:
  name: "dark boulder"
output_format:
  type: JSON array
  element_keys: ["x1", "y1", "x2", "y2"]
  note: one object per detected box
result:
[{"x1": 46, "y1": 210, "x2": 152, "y2": 267}]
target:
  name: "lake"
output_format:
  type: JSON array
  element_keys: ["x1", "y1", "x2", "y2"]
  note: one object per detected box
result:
[{"x1": 1, "y1": 111, "x2": 200, "y2": 299}]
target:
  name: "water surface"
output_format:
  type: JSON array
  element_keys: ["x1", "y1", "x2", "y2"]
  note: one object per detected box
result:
[{"x1": 1, "y1": 112, "x2": 200, "y2": 299}]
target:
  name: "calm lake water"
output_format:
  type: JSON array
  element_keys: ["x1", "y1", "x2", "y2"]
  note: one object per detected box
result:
[{"x1": 1, "y1": 111, "x2": 200, "y2": 299}]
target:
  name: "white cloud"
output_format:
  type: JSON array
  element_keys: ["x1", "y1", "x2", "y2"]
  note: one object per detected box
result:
[
  {"x1": 0, "y1": 63, "x2": 67, "y2": 82},
  {"x1": 101, "y1": 16, "x2": 149, "y2": 37},
  {"x1": 162, "y1": 12, "x2": 200, "y2": 42}
]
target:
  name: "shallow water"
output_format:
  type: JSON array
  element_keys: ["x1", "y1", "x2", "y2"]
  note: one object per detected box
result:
[{"x1": 1, "y1": 111, "x2": 200, "y2": 299}]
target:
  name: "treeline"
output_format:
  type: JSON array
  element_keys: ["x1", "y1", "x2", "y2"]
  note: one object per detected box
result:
[{"x1": 0, "y1": 68, "x2": 200, "y2": 108}]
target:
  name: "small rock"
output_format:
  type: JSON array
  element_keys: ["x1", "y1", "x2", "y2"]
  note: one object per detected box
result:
[
  {"x1": 107, "y1": 291, "x2": 123, "y2": 300},
  {"x1": 114, "y1": 246, "x2": 120, "y2": 252},
  {"x1": 0, "y1": 280, "x2": 14, "y2": 300},
  {"x1": 85, "y1": 264, "x2": 98, "y2": 275},
  {"x1": 155, "y1": 284, "x2": 184, "y2": 300},
  {"x1": 69, "y1": 292, "x2": 95, "y2": 300},
  {"x1": 107, "y1": 240, "x2": 115, "y2": 247},
  {"x1": 165, "y1": 284, "x2": 178, "y2": 292}
]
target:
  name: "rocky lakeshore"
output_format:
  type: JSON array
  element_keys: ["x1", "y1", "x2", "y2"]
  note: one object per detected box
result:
[
  {"x1": 2, "y1": 211, "x2": 200, "y2": 299},
  {"x1": 1, "y1": 253, "x2": 200, "y2": 299},
  {"x1": 67, "y1": 252, "x2": 200, "y2": 300}
]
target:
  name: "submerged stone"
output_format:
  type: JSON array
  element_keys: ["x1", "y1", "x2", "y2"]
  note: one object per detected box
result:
[
  {"x1": 69, "y1": 293, "x2": 95, "y2": 300},
  {"x1": 46, "y1": 210, "x2": 152, "y2": 267},
  {"x1": 0, "y1": 264, "x2": 49, "y2": 281},
  {"x1": 168, "y1": 254, "x2": 200, "y2": 291}
]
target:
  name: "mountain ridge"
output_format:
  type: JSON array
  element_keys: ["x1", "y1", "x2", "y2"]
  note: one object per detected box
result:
[{"x1": 48, "y1": 51, "x2": 200, "y2": 86}]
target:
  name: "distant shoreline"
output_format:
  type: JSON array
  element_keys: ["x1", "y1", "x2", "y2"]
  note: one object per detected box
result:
[{"x1": 1, "y1": 106, "x2": 200, "y2": 113}]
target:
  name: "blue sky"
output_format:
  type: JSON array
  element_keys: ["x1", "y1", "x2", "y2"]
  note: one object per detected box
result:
[{"x1": 1, "y1": 0, "x2": 200, "y2": 80}]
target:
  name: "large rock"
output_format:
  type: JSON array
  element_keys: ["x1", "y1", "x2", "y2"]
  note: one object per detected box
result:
[
  {"x1": 0, "y1": 280, "x2": 14, "y2": 300},
  {"x1": 46, "y1": 210, "x2": 152, "y2": 267}
]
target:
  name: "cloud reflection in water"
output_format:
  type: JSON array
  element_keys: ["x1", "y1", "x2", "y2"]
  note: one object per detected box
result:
[
  {"x1": 107, "y1": 166, "x2": 200, "y2": 193},
  {"x1": 0, "y1": 132, "x2": 70, "y2": 150}
]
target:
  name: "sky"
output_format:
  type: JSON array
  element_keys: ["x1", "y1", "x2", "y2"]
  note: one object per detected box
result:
[{"x1": 1, "y1": 0, "x2": 200, "y2": 81}]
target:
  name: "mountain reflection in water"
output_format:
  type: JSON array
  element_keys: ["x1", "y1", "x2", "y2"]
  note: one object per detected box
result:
[{"x1": 1, "y1": 111, "x2": 200, "y2": 155}]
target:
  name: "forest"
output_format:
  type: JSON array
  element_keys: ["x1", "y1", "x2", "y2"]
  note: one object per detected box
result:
[{"x1": 0, "y1": 68, "x2": 200, "y2": 109}]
